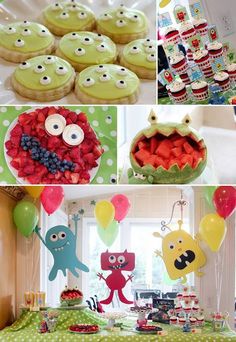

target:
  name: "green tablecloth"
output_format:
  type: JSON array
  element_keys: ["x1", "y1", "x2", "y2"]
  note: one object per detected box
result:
[
  {"x1": 0, "y1": 106, "x2": 117, "y2": 184},
  {"x1": 0, "y1": 309, "x2": 236, "y2": 341}
]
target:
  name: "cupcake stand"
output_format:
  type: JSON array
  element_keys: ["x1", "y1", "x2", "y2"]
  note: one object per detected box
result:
[{"x1": 158, "y1": 2, "x2": 236, "y2": 105}]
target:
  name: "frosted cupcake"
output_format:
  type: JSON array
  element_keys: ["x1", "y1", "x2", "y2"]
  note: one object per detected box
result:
[
  {"x1": 191, "y1": 80, "x2": 209, "y2": 101},
  {"x1": 169, "y1": 81, "x2": 188, "y2": 103},
  {"x1": 169, "y1": 54, "x2": 188, "y2": 74},
  {"x1": 193, "y1": 49, "x2": 210, "y2": 69},
  {"x1": 179, "y1": 317, "x2": 186, "y2": 326},
  {"x1": 170, "y1": 316, "x2": 178, "y2": 325},
  {"x1": 190, "y1": 317, "x2": 197, "y2": 326},
  {"x1": 207, "y1": 41, "x2": 223, "y2": 59},
  {"x1": 193, "y1": 18, "x2": 208, "y2": 36},
  {"x1": 179, "y1": 22, "x2": 196, "y2": 42},
  {"x1": 226, "y1": 63, "x2": 236, "y2": 83},
  {"x1": 196, "y1": 315, "x2": 205, "y2": 327},
  {"x1": 164, "y1": 27, "x2": 181, "y2": 44},
  {"x1": 214, "y1": 71, "x2": 230, "y2": 91}
]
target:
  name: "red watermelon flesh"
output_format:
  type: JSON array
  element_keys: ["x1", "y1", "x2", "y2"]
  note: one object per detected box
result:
[{"x1": 132, "y1": 132, "x2": 205, "y2": 170}]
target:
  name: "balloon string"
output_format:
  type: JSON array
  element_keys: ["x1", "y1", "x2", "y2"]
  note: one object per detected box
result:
[{"x1": 215, "y1": 239, "x2": 226, "y2": 312}]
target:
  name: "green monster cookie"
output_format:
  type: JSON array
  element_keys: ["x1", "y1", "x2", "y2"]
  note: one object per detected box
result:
[
  {"x1": 12, "y1": 55, "x2": 75, "y2": 102},
  {"x1": 75, "y1": 64, "x2": 140, "y2": 104},
  {"x1": 120, "y1": 38, "x2": 156, "y2": 80},
  {"x1": 0, "y1": 21, "x2": 55, "y2": 63},
  {"x1": 42, "y1": 1, "x2": 96, "y2": 36},
  {"x1": 128, "y1": 111, "x2": 207, "y2": 184},
  {"x1": 97, "y1": 4, "x2": 149, "y2": 44},
  {"x1": 56, "y1": 31, "x2": 117, "y2": 71}
]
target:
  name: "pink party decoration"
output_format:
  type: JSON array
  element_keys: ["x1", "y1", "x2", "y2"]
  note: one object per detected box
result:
[
  {"x1": 40, "y1": 186, "x2": 64, "y2": 215},
  {"x1": 111, "y1": 194, "x2": 131, "y2": 222},
  {"x1": 213, "y1": 186, "x2": 236, "y2": 219}
]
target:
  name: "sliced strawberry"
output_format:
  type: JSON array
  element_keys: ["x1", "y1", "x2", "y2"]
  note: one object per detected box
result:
[
  {"x1": 70, "y1": 173, "x2": 80, "y2": 184},
  {"x1": 47, "y1": 107, "x2": 58, "y2": 116},
  {"x1": 183, "y1": 142, "x2": 194, "y2": 154},
  {"x1": 37, "y1": 112, "x2": 45, "y2": 123},
  {"x1": 47, "y1": 136, "x2": 61, "y2": 150},
  {"x1": 10, "y1": 160, "x2": 20, "y2": 170},
  {"x1": 7, "y1": 148, "x2": 18, "y2": 158},
  {"x1": 5, "y1": 141, "x2": 12, "y2": 150},
  {"x1": 67, "y1": 112, "x2": 77, "y2": 123},
  {"x1": 26, "y1": 175, "x2": 41, "y2": 184},
  {"x1": 11, "y1": 136, "x2": 21, "y2": 147},
  {"x1": 93, "y1": 146, "x2": 103, "y2": 159},
  {"x1": 22, "y1": 125, "x2": 32, "y2": 135},
  {"x1": 84, "y1": 153, "x2": 96, "y2": 165},
  {"x1": 23, "y1": 165, "x2": 35, "y2": 175},
  {"x1": 192, "y1": 151, "x2": 201, "y2": 161},
  {"x1": 18, "y1": 113, "x2": 34, "y2": 125},
  {"x1": 10, "y1": 124, "x2": 23, "y2": 137},
  {"x1": 77, "y1": 113, "x2": 88, "y2": 123},
  {"x1": 172, "y1": 147, "x2": 182, "y2": 157}
]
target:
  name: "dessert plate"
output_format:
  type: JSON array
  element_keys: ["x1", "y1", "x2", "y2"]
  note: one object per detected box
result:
[
  {"x1": 4, "y1": 108, "x2": 101, "y2": 184},
  {"x1": 0, "y1": 0, "x2": 156, "y2": 105}
]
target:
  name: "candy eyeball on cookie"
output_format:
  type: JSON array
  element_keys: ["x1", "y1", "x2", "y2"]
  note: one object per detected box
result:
[
  {"x1": 21, "y1": 20, "x2": 31, "y2": 27},
  {"x1": 99, "y1": 73, "x2": 111, "y2": 82},
  {"x1": 83, "y1": 78, "x2": 95, "y2": 87},
  {"x1": 44, "y1": 56, "x2": 55, "y2": 64},
  {"x1": 100, "y1": 13, "x2": 112, "y2": 21},
  {"x1": 78, "y1": 12, "x2": 88, "y2": 19},
  {"x1": 129, "y1": 14, "x2": 139, "y2": 22},
  {"x1": 96, "y1": 44, "x2": 107, "y2": 52},
  {"x1": 147, "y1": 54, "x2": 156, "y2": 62},
  {"x1": 21, "y1": 28, "x2": 32, "y2": 36},
  {"x1": 60, "y1": 12, "x2": 70, "y2": 19},
  {"x1": 40, "y1": 76, "x2": 51, "y2": 85},
  {"x1": 96, "y1": 65, "x2": 107, "y2": 73},
  {"x1": 75, "y1": 47, "x2": 86, "y2": 56},
  {"x1": 145, "y1": 45, "x2": 156, "y2": 53},
  {"x1": 69, "y1": 32, "x2": 79, "y2": 40},
  {"x1": 116, "y1": 19, "x2": 127, "y2": 27},
  {"x1": 117, "y1": 67, "x2": 128, "y2": 76},
  {"x1": 19, "y1": 61, "x2": 31, "y2": 70},
  {"x1": 38, "y1": 29, "x2": 50, "y2": 37},
  {"x1": 51, "y1": 3, "x2": 63, "y2": 11},
  {"x1": 69, "y1": 4, "x2": 79, "y2": 12},
  {"x1": 34, "y1": 65, "x2": 45, "y2": 73},
  {"x1": 116, "y1": 80, "x2": 127, "y2": 89},
  {"x1": 130, "y1": 46, "x2": 141, "y2": 54},
  {"x1": 116, "y1": 10, "x2": 126, "y2": 18},
  {"x1": 81, "y1": 37, "x2": 94, "y2": 45},
  {"x1": 5, "y1": 26, "x2": 16, "y2": 34},
  {"x1": 95, "y1": 33, "x2": 104, "y2": 41},
  {"x1": 56, "y1": 66, "x2": 68, "y2": 75},
  {"x1": 15, "y1": 39, "x2": 25, "y2": 47},
  {"x1": 143, "y1": 38, "x2": 152, "y2": 47}
]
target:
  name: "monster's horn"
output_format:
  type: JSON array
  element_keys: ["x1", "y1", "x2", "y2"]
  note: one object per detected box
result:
[
  {"x1": 148, "y1": 109, "x2": 158, "y2": 125},
  {"x1": 153, "y1": 232, "x2": 163, "y2": 239},
  {"x1": 182, "y1": 114, "x2": 192, "y2": 125},
  {"x1": 177, "y1": 220, "x2": 183, "y2": 230}
]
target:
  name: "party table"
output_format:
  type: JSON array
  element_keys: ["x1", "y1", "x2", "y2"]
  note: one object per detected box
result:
[
  {"x1": 0, "y1": 106, "x2": 117, "y2": 184},
  {"x1": 0, "y1": 309, "x2": 236, "y2": 342}
]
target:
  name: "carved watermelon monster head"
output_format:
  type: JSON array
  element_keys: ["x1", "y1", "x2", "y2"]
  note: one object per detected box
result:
[{"x1": 129, "y1": 110, "x2": 207, "y2": 184}]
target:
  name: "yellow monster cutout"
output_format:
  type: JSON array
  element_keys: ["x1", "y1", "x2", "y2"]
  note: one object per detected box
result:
[{"x1": 153, "y1": 220, "x2": 206, "y2": 284}]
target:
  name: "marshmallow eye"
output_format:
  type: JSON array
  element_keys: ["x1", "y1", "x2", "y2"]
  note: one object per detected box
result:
[
  {"x1": 21, "y1": 20, "x2": 30, "y2": 27},
  {"x1": 118, "y1": 255, "x2": 125, "y2": 264},
  {"x1": 95, "y1": 33, "x2": 103, "y2": 41},
  {"x1": 145, "y1": 45, "x2": 156, "y2": 53},
  {"x1": 116, "y1": 80, "x2": 127, "y2": 88},
  {"x1": 110, "y1": 174, "x2": 117, "y2": 184},
  {"x1": 69, "y1": 4, "x2": 79, "y2": 12},
  {"x1": 75, "y1": 47, "x2": 86, "y2": 56},
  {"x1": 116, "y1": 19, "x2": 127, "y2": 27},
  {"x1": 69, "y1": 32, "x2": 79, "y2": 40},
  {"x1": 116, "y1": 10, "x2": 126, "y2": 18},
  {"x1": 56, "y1": 66, "x2": 68, "y2": 75},
  {"x1": 34, "y1": 65, "x2": 45, "y2": 73},
  {"x1": 134, "y1": 172, "x2": 139, "y2": 179},
  {"x1": 105, "y1": 115, "x2": 112, "y2": 124},
  {"x1": 96, "y1": 65, "x2": 107, "y2": 73},
  {"x1": 5, "y1": 26, "x2": 16, "y2": 34},
  {"x1": 117, "y1": 67, "x2": 128, "y2": 76},
  {"x1": 44, "y1": 56, "x2": 55, "y2": 64},
  {"x1": 50, "y1": 233, "x2": 58, "y2": 242},
  {"x1": 143, "y1": 38, "x2": 151, "y2": 46},
  {"x1": 109, "y1": 255, "x2": 116, "y2": 263},
  {"x1": 40, "y1": 76, "x2": 51, "y2": 85},
  {"x1": 130, "y1": 46, "x2": 141, "y2": 54},
  {"x1": 51, "y1": 2, "x2": 62, "y2": 10},
  {"x1": 140, "y1": 174, "x2": 146, "y2": 180},
  {"x1": 60, "y1": 12, "x2": 69, "y2": 19},
  {"x1": 21, "y1": 28, "x2": 31, "y2": 36},
  {"x1": 78, "y1": 12, "x2": 87, "y2": 19},
  {"x1": 100, "y1": 13, "x2": 112, "y2": 21},
  {"x1": 81, "y1": 37, "x2": 94, "y2": 45},
  {"x1": 147, "y1": 53, "x2": 156, "y2": 62},
  {"x1": 14, "y1": 39, "x2": 25, "y2": 47},
  {"x1": 19, "y1": 61, "x2": 31, "y2": 70},
  {"x1": 169, "y1": 242, "x2": 175, "y2": 250},
  {"x1": 38, "y1": 29, "x2": 50, "y2": 37},
  {"x1": 96, "y1": 44, "x2": 107, "y2": 52},
  {"x1": 62, "y1": 124, "x2": 85, "y2": 146},
  {"x1": 99, "y1": 73, "x2": 111, "y2": 82},
  {"x1": 58, "y1": 231, "x2": 66, "y2": 240},
  {"x1": 130, "y1": 14, "x2": 139, "y2": 22},
  {"x1": 83, "y1": 77, "x2": 95, "y2": 87},
  {"x1": 45, "y1": 114, "x2": 66, "y2": 136}
]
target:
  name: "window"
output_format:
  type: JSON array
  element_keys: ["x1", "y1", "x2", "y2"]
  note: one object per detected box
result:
[{"x1": 82, "y1": 217, "x2": 192, "y2": 307}]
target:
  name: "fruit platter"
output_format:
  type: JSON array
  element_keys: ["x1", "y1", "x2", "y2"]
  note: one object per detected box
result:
[
  {"x1": 68, "y1": 324, "x2": 100, "y2": 334},
  {"x1": 60, "y1": 287, "x2": 83, "y2": 307},
  {"x1": 4, "y1": 106, "x2": 103, "y2": 184},
  {"x1": 134, "y1": 325, "x2": 163, "y2": 334}
]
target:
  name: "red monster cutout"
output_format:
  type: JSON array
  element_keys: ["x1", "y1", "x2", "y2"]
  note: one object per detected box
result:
[
  {"x1": 177, "y1": 11, "x2": 186, "y2": 22},
  {"x1": 164, "y1": 71, "x2": 174, "y2": 83},
  {"x1": 210, "y1": 28, "x2": 217, "y2": 41},
  {"x1": 97, "y1": 250, "x2": 135, "y2": 305},
  {"x1": 192, "y1": 39, "x2": 200, "y2": 50}
]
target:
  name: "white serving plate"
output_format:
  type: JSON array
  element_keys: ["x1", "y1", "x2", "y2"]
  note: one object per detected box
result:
[
  {"x1": 0, "y1": 0, "x2": 156, "y2": 105},
  {"x1": 4, "y1": 108, "x2": 101, "y2": 184}
]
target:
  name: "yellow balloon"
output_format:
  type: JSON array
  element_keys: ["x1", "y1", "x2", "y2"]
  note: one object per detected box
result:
[
  {"x1": 94, "y1": 200, "x2": 115, "y2": 229},
  {"x1": 159, "y1": 0, "x2": 171, "y2": 8},
  {"x1": 25, "y1": 186, "x2": 44, "y2": 199},
  {"x1": 199, "y1": 213, "x2": 226, "y2": 252}
]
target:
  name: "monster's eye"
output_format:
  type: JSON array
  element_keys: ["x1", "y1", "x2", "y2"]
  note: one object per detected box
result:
[
  {"x1": 51, "y1": 3, "x2": 62, "y2": 10},
  {"x1": 143, "y1": 38, "x2": 151, "y2": 47},
  {"x1": 34, "y1": 65, "x2": 45, "y2": 73},
  {"x1": 109, "y1": 255, "x2": 116, "y2": 263},
  {"x1": 5, "y1": 27, "x2": 16, "y2": 34},
  {"x1": 38, "y1": 29, "x2": 50, "y2": 37},
  {"x1": 56, "y1": 66, "x2": 68, "y2": 75},
  {"x1": 81, "y1": 37, "x2": 94, "y2": 45},
  {"x1": 147, "y1": 54, "x2": 156, "y2": 62},
  {"x1": 118, "y1": 255, "x2": 125, "y2": 264},
  {"x1": 145, "y1": 45, "x2": 156, "y2": 53},
  {"x1": 140, "y1": 174, "x2": 146, "y2": 180},
  {"x1": 50, "y1": 234, "x2": 58, "y2": 242},
  {"x1": 178, "y1": 238, "x2": 183, "y2": 243},
  {"x1": 169, "y1": 242, "x2": 175, "y2": 250},
  {"x1": 134, "y1": 172, "x2": 139, "y2": 178},
  {"x1": 110, "y1": 174, "x2": 117, "y2": 184},
  {"x1": 45, "y1": 114, "x2": 66, "y2": 136},
  {"x1": 105, "y1": 115, "x2": 112, "y2": 124},
  {"x1": 44, "y1": 56, "x2": 55, "y2": 64},
  {"x1": 63, "y1": 124, "x2": 85, "y2": 146},
  {"x1": 58, "y1": 231, "x2": 66, "y2": 240},
  {"x1": 116, "y1": 10, "x2": 125, "y2": 18},
  {"x1": 21, "y1": 20, "x2": 30, "y2": 27},
  {"x1": 130, "y1": 46, "x2": 141, "y2": 54},
  {"x1": 15, "y1": 39, "x2": 25, "y2": 47}
]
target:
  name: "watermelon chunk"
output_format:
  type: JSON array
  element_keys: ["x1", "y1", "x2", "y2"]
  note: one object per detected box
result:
[
  {"x1": 169, "y1": 158, "x2": 182, "y2": 169},
  {"x1": 150, "y1": 137, "x2": 159, "y2": 154},
  {"x1": 138, "y1": 141, "x2": 148, "y2": 150},
  {"x1": 156, "y1": 140, "x2": 172, "y2": 159},
  {"x1": 181, "y1": 154, "x2": 193, "y2": 168},
  {"x1": 135, "y1": 149, "x2": 150, "y2": 163},
  {"x1": 172, "y1": 147, "x2": 182, "y2": 157},
  {"x1": 173, "y1": 137, "x2": 187, "y2": 147},
  {"x1": 155, "y1": 157, "x2": 168, "y2": 169},
  {"x1": 143, "y1": 155, "x2": 156, "y2": 167},
  {"x1": 183, "y1": 142, "x2": 194, "y2": 154}
]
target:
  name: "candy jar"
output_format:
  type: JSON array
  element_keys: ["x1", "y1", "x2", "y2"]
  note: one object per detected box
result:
[
  {"x1": 137, "y1": 310, "x2": 147, "y2": 327},
  {"x1": 211, "y1": 311, "x2": 229, "y2": 332}
]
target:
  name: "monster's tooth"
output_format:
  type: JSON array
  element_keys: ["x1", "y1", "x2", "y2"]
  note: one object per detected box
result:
[
  {"x1": 183, "y1": 252, "x2": 188, "y2": 257},
  {"x1": 177, "y1": 257, "x2": 182, "y2": 263},
  {"x1": 61, "y1": 247, "x2": 64, "y2": 250},
  {"x1": 185, "y1": 261, "x2": 190, "y2": 266},
  {"x1": 67, "y1": 241, "x2": 69, "y2": 245},
  {"x1": 55, "y1": 248, "x2": 58, "y2": 251}
]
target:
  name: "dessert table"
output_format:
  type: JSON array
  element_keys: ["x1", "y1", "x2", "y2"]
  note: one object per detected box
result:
[{"x1": 0, "y1": 309, "x2": 236, "y2": 341}]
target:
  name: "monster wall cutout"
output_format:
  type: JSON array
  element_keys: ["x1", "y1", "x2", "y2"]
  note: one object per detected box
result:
[
  {"x1": 154, "y1": 220, "x2": 206, "y2": 284},
  {"x1": 35, "y1": 214, "x2": 89, "y2": 281},
  {"x1": 97, "y1": 250, "x2": 135, "y2": 305}
]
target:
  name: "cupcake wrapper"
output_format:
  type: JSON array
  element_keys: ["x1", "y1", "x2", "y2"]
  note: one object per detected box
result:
[
  {"x1": 196, "y1": 59, "x2": 210, "y2": 69},
  {"x1": 166, "y1": 35, "x2": 181, "y2": 44},
  {"x1": 193, "y1": 90, "x2": 209, "y2": 101},
  {"x1": 171, "y1": 91, "x2": 188, "y2": 103},
  {"x1": 229, "y1": 75, "x2": 236, "y2": 83},
  {"x1": 172, "y1": 62, "x2": 188, "y2": 74},
  {"x1": 181, "y1": 32, "x2": 196, "y2": 42},
  {"x1": 209, "y1": 51, "x2": 223, "y2": 59}
]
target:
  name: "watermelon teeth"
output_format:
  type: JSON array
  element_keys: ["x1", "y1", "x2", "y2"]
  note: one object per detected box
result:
[{"x1": 5, "y1": 107, "x2": 103, "y2": 184}]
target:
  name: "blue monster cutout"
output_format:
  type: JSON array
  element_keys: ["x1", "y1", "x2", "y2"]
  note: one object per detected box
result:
[{"x1": 34, "y1": 214, "x2": 89, "y2": 281}]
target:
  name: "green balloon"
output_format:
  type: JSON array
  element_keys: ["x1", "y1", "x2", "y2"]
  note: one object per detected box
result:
[
  {"x1": 204, "y1": 186, "x2": 218, "y2": 209},
  {"x1": 13, "y1": 201, "x2": 39, "y2": 237},
  {"x1": 97, "y1": 220, "x2": 119, "y2": 247}
]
